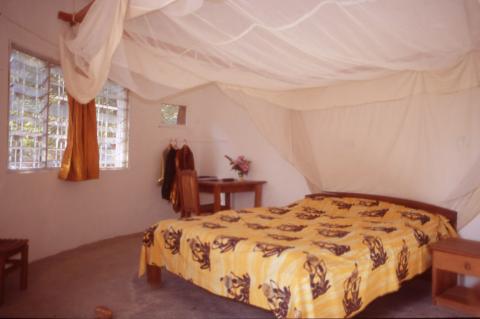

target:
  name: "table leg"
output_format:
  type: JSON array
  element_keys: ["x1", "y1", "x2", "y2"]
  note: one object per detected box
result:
[
  {"x1": 21, "y1": 245, "x2": 28, "y2": 290},
  {"x1": 147, "y1": 264, "x2": 162, "y2": 286},
  {"x1": 254, "y1": 184, "x2": 263, "y2": 207},
  {"x1": 432, "y1": 267, "x2": 456, "y2": 304},
  {"x1": 225, "y1": 193, "x2": 231, "y2": 209},
  {"x1": 213, "y1": 186, "x2": 221, "y2": 212},
  {"x1": 0, "y1": 256, "x2": 5, "y2": 305}
]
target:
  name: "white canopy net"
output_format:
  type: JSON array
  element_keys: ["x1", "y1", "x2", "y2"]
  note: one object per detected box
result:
[{"x1": 60, "y1": 0, "x2": 480, "y2": 228}]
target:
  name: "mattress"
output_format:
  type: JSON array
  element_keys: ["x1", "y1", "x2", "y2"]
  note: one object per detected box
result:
[{"x1": 139, "y1": 196, "x2": 456, "y2": 318}]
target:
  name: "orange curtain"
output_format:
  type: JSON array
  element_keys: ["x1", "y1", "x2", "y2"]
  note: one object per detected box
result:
[{"x1": 58, "y1": 94, "x2": 99, "y2": 181}]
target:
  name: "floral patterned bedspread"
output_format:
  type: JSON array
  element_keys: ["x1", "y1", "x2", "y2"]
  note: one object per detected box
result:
[{"x1": 139, "y1": 196, "x2": 456, "y2": 318}]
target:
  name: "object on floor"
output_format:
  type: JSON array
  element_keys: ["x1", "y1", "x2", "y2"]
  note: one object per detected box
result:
[
  {"x1": 95, "y1": 305, "x2": 113, "y2": 319},
  {"x1": 0, "y1": 238, "x2": 28, "y2": 305},
  {"x1": 431, "y1": 237, "x2": 480, "y2": 316}
]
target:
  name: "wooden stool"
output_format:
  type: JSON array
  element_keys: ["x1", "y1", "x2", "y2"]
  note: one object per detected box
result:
[{"x1": 0, "y1": 239, "x2": 29, "y2": 305}]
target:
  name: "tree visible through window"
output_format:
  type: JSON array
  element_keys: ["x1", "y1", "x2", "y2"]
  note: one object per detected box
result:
[
  {"x1": 8, "y1": 48, "x2": 129, "y2": 170},
  {"x1": 160, "y1": 103, "x2": 186, "y2": 125}
]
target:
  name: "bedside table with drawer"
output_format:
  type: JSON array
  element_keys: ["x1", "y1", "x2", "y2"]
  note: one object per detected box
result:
[{"x1": 430, "y1": 237, "x2": 480, "y2": 316}]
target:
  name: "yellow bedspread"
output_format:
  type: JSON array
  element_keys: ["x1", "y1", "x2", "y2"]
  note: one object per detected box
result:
[{"x1": 139, "y1": 196, "x2": 456, "y2": 318}]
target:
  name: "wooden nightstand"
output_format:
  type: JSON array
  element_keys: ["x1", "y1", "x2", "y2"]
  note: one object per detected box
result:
[{"x1": 430, "y1": 238, "x2": 480, "y2": 316}]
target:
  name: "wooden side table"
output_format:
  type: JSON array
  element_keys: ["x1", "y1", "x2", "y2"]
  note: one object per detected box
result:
[
  {"x1": 198, "y1": 179, "x2": 267, "y2": 212},
  {"x1": 430, "y1": 237, "x2": 480, "y2": 316},
  {"x1": 0, "y1": 239, "x2": 29, "y2": 305}
]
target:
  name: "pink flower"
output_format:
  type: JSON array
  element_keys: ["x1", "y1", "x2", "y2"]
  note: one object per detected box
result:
[{"x1": 225, "y1": 154, "x2": 251, "y2": 176}]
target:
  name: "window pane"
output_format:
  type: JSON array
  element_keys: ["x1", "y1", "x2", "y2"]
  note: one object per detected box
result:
[
  {"x1": 47, "y1": 66, "x2": 69, "y2": 168},
  {"x1": 160, "y1": 104, "x2": 186, "y2": 125},
  {"x1": 8, "y1": 49, "x2": 48, "y2": 170},
  {"x1": 8, "y1": 48, "x2": 129, "y2": 171},
  {"x1": 96, "y1": 80, "x2": 129, "y2": 169}
]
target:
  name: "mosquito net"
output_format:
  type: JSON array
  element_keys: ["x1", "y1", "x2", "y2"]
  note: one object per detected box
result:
[{"x1": 59, "y1": 0, "x2": 480, "y2": 227}]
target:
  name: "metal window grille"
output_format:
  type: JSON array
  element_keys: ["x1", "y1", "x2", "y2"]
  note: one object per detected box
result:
[
  {"x1": 8, "y1": 49, "x2": 48, "y2": 170},
  {"x1": 8, "y1": 48, "x2": 129, "y2": 170},
  {"x1": 47, "y1": 66, "x2": 68, "y2": 168},
  {"x1": 95, "y1": 81, "x2": 129, "y2": 169}
]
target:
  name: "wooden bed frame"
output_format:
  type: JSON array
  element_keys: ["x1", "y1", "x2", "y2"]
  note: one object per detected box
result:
[
  {"x1": 146, "y1": 191, "x2": 457, "y2": 285},
  {"x1": 309, "y1": 191, "x2": 457, "y2": 229}
]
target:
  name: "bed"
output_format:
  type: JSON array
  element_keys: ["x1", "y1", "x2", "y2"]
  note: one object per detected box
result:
[{"x1": 139, "y1": 192, "x2": 457, "y2": 318}]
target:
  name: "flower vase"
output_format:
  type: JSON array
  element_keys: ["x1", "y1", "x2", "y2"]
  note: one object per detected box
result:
[{"x1": 237, "y1": 172, "x2": 244, "y2": 181}]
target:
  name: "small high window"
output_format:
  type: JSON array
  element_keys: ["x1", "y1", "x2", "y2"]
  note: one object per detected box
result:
[
  {"x1": 159, "y1": 103, "x2": 186, "y2": 126},
  {"x1": 8, "y1": 47, "x2": 129, "y2": 170}
]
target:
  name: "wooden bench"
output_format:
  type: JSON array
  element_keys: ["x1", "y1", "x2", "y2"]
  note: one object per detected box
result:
[{"x1": 0, "y1": 239, "x2": 29, "y2": 305}]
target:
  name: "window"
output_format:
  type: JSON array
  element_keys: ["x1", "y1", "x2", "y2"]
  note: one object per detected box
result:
[
  {"x1": 8, "y1": 48, "x2": 128, "y2": 170},
  {"x1": 159, "y1": 103, "x2": 186, "y2": 125}
]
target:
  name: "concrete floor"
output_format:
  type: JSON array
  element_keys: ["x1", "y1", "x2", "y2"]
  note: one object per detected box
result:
[{"x1": 0, "y1": 233, "x2": 469, "y2": 318}]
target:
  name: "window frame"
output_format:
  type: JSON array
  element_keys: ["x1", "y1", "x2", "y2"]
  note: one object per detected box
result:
[{"x1": 6, "y1": 42, "x2": 130, "y2": 173}]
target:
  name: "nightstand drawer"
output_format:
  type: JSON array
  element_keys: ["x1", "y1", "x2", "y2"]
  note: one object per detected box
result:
[{"x1": 434, "y1": 251, "x2": 480, "y2": 276}]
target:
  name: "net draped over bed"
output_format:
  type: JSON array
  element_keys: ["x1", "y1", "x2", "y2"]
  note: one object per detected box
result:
[
  {"x1": 60, "y1": 0, "x2": 480, "y2": 228},
  {"x1": 139, "y1": 196, "x2": 456, "y2": 318}
]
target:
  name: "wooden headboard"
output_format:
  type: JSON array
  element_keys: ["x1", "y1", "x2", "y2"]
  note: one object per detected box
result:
[{"x1": 306, "y1": 191, "x2": 457, "y2": 230}]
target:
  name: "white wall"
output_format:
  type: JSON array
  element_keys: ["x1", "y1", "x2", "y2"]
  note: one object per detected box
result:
[
  {"x1": 0, "y1": 0, "x2": 309, "y2": 261},
  {"x1": 159, "y1": 84, "x2": 310, "y2": 210},
  {"x1": 0, "y1": 0, "x2": 478, "y2": 264}
]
